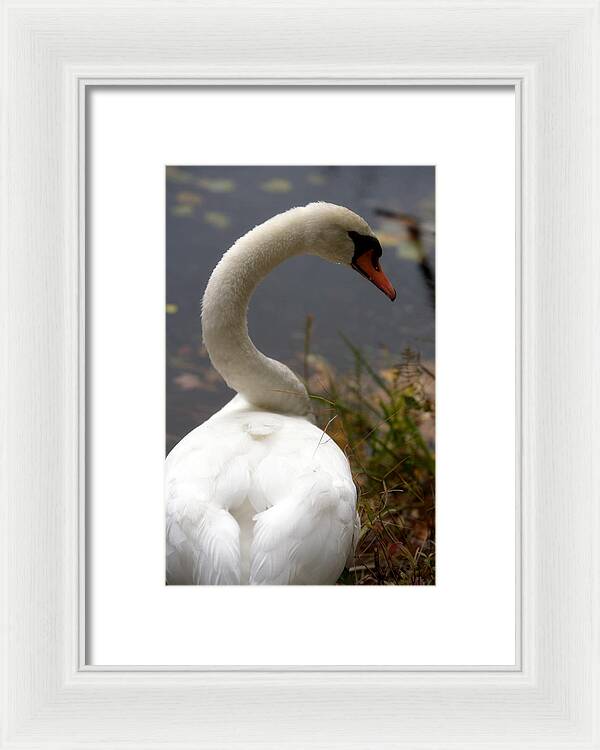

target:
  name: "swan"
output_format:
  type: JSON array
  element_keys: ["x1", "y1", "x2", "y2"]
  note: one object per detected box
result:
[{"x1": 165, "y1": 202, "x2": 396, "y2": 585}]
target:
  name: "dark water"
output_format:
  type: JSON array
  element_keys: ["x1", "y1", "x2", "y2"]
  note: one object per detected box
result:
[{"x1": 166, "y1": 165, "x2": 435, "y2": 450}]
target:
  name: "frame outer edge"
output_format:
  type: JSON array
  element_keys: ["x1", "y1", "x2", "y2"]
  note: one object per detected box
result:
[{"x1": 1, "y1": 2, "x2": 599, "y2": 748}]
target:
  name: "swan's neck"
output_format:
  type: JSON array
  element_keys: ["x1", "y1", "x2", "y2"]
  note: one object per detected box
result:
[{"x1": 202, "y1": 210, "x2": 311, "y2": 416}]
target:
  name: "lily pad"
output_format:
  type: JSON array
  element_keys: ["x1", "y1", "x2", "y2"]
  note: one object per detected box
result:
[
  {"x1": 195, "y1": 178, "x2": 236, "y2": 193},
  {"x1": 171, "y1": 204, "x2": 195, "y2": 217},
  {"x1": 204, "y1": 211, "x2": 231, "y2": 229},
  {"x1": 260, "y1": 178, "x2": 293, "y2": 193}
]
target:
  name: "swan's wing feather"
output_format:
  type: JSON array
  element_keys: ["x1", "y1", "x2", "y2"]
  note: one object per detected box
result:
[
  {"x1": 249, "y1": 461, "x2": 357, "y2": 585},
  {"x1": 167, "y1": 487, "x2": 241, "y2": 585},
  {"x1": 166, "y1": 514, "x2": 196, "y2": 584},
  {"x1": 191, "y1": 505, "x2": 241, "y2": 585},
  {"x1": 166, "y1": 429, "x2": 245, "y2": 585}
]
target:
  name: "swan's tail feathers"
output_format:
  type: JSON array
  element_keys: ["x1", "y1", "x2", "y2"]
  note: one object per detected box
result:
[{"x1": 166, "y1": 504, "x2": 241, "y2": 585}]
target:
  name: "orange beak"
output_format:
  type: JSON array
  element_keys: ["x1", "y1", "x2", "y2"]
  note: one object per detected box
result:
[{"x1": 352, "y1": 249, "x2": 396, "y2": 301}]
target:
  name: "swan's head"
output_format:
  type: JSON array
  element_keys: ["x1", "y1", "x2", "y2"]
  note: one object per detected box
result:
[{"x1": 301, "y1": 202, "x2": 396, "y2": 301}]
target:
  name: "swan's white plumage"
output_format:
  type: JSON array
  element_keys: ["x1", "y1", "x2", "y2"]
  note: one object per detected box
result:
[
  {"x1": 164, "y1": 203, "x2": 392, "y2": 585},
  {"x1": 166, "y1": 395, "x2": 358, "y2": 585}
]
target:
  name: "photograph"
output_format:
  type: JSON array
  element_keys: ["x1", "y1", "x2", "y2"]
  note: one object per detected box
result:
[{"x1": 165, "y1": 165, "x2": 435, "y2": 585}]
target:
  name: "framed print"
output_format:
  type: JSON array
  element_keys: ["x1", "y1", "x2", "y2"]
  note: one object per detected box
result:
[
  {"x1": 2, "y1": 2, "x2": 599, "y2": 748},
  {"x1": 87, "y1": 86, "x2": 515, "y2": 667}
]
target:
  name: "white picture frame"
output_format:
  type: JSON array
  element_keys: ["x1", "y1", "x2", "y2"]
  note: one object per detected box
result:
[{"x1": 2, "y1": 1, "x2": 598, "y2": 747}]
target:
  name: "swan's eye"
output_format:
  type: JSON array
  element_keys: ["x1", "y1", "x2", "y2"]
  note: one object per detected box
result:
[{"x1": 348, "y1": 231, "x2": 383, "y2": 268}]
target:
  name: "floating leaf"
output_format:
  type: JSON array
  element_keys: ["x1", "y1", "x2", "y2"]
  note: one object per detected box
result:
[
  {"x1": 306, "y1": 173, "x2": 326, "y2": 185},
  {"x1": 171, "y1": 204, "x2": 195, "y2": 217},
  {"x1": 166, "y1": 303, "x2": 179, "y2": 314},
  {"x1": 173, "y1": 373, "x2": 203, "y2": 391},
  {"x1": 204, "y1": 211, "x2": 231, "y2": 229},
  {"x1": 260, "y1": 178, "x2": 292, "y2": 193},
  {"x1": 166, "y1": 166, "x2": 194, "y2": 184},
  {"x1": 196, "y1": 177, "x2": 236, "y2": 193},
  {"x1": 176, "y1": 191, "x2": 203, "y2": 205}
]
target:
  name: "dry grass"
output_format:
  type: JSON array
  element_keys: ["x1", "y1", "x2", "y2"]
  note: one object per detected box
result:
[{"x1": 304, "y1": 318, "x2": 435, "y2": 585}]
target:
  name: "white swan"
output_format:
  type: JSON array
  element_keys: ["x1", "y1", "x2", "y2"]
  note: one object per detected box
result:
[{"x1": 165, "y1": 202, "x2": 396, "y2": 585}]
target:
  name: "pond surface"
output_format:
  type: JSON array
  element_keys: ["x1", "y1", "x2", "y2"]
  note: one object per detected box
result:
[{"x1": 166, "y1": 165, "x2": 435, "y2": 450}]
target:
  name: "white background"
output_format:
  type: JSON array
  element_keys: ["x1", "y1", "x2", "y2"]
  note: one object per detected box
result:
[{"x1": 88, "y1": 87, "x2": 515, "y2": 666}]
